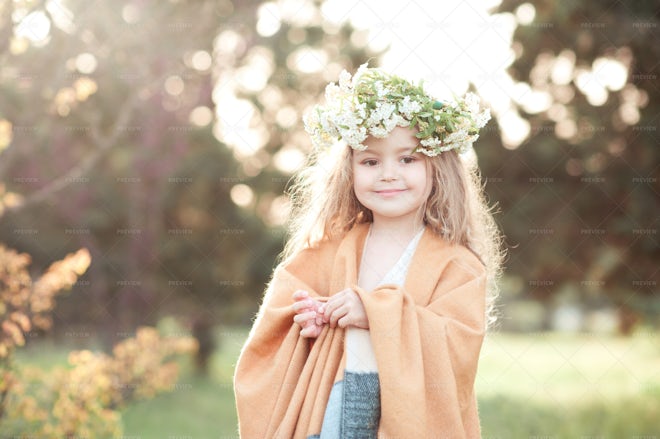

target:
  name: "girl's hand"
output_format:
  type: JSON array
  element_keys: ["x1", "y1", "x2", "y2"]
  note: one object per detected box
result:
[
  {"x1": 321, "y1": 288, "x2": 369, "y2": 329},
  {"x1": 291, "y1": 290, "x2": 326, "y2": 338}
]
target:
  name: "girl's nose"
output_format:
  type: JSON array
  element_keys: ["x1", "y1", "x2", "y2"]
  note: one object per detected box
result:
[{"x1": 379, "y1": 160, "x2": 397, "y2": 181}]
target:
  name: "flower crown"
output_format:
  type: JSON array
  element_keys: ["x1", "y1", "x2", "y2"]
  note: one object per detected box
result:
[{"x1": 303, "y1": 64, "x2": 491, "y2": 157}]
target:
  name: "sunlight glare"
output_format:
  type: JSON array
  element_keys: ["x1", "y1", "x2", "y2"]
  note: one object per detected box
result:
[
  {"x1": 515, "y1": 3, "x2": 535, "y2": 25},
  {"x1": 122, "y1": 4, "x2": 141, "y2": 24},
  {"x1": 266, "y1": 195, "x2": 291, "y2": 226},
  {"x1": 0, "y1": 119, "x2": 12, "y2": 152},
  {"x1": 555, "y1": 119, "x2": 577, "y2": 139},
  {"x1": 618, "y1": 103, "x2": 640, "y2": 125},
  {"x1": 236, "y1": 47, "x2": 274, "y2": 92},
  {"x1": 191, "y1": 51, "x2": 212, "y2": 71},
  {"x1": 214, "y1": 30, "x2": 246, "y2": 55},
  {"x1": 75, "y1": 53, "x2": 98, "y2": 74},
  {"x1": 499, "y1": 110, "x2": 530, "y2": 149},
  {"x1": 73, "y1": 77, "x2": 98, "y2": 101},
  {"x1": 321, "y1": 0, "x2": 520, "y2": 142},
  {"x1": 279, "y1": 0, "x2": 317, "y2": 26},
  {"x1": 230, "y1": 184, "x2": 255, "y2": 208},
  {"x1": 592, "y1": 57, "x2": 628, "y2": 91},
  {"x1": 521, "y1": 89, "x2": 552, "y2": 114},
  {"x1": 256, "y1": 2, "x2": 281, "y2": 37},
  {"x1": 287, "y1": 47, "x2": 328, "y2": 73},
  {"x1": 164, "y1": 76, "x2": 184, "y2": 96},
  {"x1": 15, "y1": 10, "x2": 51, "y2": 43},
  {"x1": 213, "y1": 94, "x2": 270, "y2": 156},
  {"x1": 273, "y1": 146, "x2": 305, "y2": 174},
  {"x1": 575, "y1": 70, "x2": 608, "y2": 106},
  {"x1": 189, "y1": 106, "x2": 213, "y2": 127},
  {"x1": 551, "y1": 50, "x2": 575, "y2": 85},
  {"x1": 47, "y1": 0, "x2": 75, "y2": 33}
]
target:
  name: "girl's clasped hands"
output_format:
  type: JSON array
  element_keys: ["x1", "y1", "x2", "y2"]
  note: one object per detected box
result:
[{"x1": 292, "y1": 289, "x2": 369, "y2": 338}]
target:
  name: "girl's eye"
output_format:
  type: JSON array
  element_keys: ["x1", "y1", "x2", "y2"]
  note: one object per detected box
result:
[
  {"x1": 361, "y1": 159, "x2": 379, "y2": 167},
  {"x1": 401, "y1": 156, "x2": 416, "y2": 164}
]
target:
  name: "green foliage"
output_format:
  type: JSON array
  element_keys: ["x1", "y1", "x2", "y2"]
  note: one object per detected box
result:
[
  {"x1": 4, "y1": 327, "x2": 197, "y2": 437},
  {"x1": 0, "y1": 0, "x2": 379, "y2": 332},
  {"x1": 0, "y1": 0, "x2": 656, "y2": 339},
  {"x1": 0, "y1": 244, "x2": 197, "y2": 437},
  {"x1": 483, "y1": 1, "x2": 659, "y2": 327}
]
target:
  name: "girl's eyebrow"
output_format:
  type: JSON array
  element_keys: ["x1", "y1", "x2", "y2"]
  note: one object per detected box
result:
[{"x1": 355, "y1": 146, "x2": 419, "y2": 156}]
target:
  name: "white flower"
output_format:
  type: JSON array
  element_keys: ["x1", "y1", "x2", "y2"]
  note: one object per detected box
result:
[
  {"x1": 355, "y1": 102, "x2": 367, "y2": 120},
  {"x1": 305, "y1": 65, "x2": 489, "y2": 156},
  {"x1": 325, "y1": 82, "x2": 340, "y2": 101},
  {"x1": 421, "y1": 137, "x2": 442, "y2": 148},
  {"x1": 352, "y1": 63, "x2": 370, "y2": 86},
  {"x1": 374, "y1": 102, "x2": 395, "y2": 121},
  {"x1": 374, "y1": 81, "x2": 387, "y2": 98},
  {"x1": 366, "y1": 109, "x2": 381, "y2": 126},
  {"x1": 370, "y1": 126, "x2": 389, "y2": 138},
  {"x1": 446, "y1": 128, "x2": 470, "y2": 143},
  {"x1": 475, "y1": 108, "x2": 491, "y2": 128},
  {"x1": 383, "y1": 113, "x2": 405, "y2": 131},
  {"x1": 303, "y1": 108, "x2": 318, "y2": 131},
  {"x1": 464, "y1": 92, "x2": 480, "y2": 114},
  {"x1": 399, "y1": 96, "x2": 422, "y2": 119},
  {"x1": 338, "y1": 69, "x2": 352, "y2": 92},
  {"x1": 418, "y1": 138, "x2": 441, "y2": 157}
]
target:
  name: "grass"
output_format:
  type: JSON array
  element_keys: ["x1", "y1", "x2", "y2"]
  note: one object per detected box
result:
[
  {"x1": 13, "y1": 329, "x2": 660, "y2": 438},
  {"x1": 477, "y1": 331, "x2": 660, "y2": 437},
  {"x1": 121, "y1": 328, "x2": 247, "y2": 438}
]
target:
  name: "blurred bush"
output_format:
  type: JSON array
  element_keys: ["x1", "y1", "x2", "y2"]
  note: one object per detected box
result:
[{"x1": 0, "y1": 245, "x2": 197, "y2": 437}]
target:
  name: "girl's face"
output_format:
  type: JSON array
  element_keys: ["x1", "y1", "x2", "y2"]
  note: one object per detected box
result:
[{"x1": 352, "y1": 126, "x2": 432, "y2": 226}]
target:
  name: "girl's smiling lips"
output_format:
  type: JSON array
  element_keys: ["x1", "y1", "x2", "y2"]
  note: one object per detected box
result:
[{"x1": 375, "y1": 188, "x2": 407, "y2": 197}]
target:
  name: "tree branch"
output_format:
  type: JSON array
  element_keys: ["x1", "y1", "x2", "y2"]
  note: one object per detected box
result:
[{"x1": 2, "y1": 91, "x2": 140, "y2": 217}]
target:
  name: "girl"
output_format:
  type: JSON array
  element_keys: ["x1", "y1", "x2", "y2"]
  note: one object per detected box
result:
[{"x1": 234, "y1": 65, "x2": 505, "y2": 439}]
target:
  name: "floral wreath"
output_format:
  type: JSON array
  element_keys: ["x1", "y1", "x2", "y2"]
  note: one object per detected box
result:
[{"x1": 303, "y1": 64, "x2": 491, "y2": 157}]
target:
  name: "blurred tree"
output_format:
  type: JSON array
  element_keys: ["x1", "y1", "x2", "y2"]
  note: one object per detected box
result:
[
  {"x1": 483, "y1": 1, "x2": 658, "y2": 330},
  {"x1": 0, "y1": 0, "x2": 378, "y2": 338}
]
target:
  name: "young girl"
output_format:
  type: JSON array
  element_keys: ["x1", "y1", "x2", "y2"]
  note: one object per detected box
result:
[{"x1": 234, "y1": 65, "x2": 505, "y2": 439}]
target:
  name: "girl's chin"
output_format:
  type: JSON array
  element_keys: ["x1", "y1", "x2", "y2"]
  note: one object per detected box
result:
[{"x1": 370, "y1": 210, "x2": 420, "y2": 221}]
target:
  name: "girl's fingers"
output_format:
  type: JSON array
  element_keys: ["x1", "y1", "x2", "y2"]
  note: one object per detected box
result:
[
  {"x1": 293, "y1": 311, "x2": 316, "y2": 325},
  {"x1": 337, "y1": 315, "x2": 351, "y2": 329},
  {"x1": 292, "y1": 299, "x2": 314, "y2": 313},
  {"x1": 320, "y1": 303, "x2": 334, "y2": 323},
  {"x1": 292, "y1": 290, "x2": 309, "y2": 301},
  {"x1": 299, "y1": 325, "x2": 313, "y2": 337},
  {"x1": 300, "y1": 324, "x2": 320, "y2": 338},
  {"x1": 323, "y1": 294, "x2": 343, "y2": 315},
  {"x1": 316, "y1": 303, "x2": 326, "y2": 324},
  {"x1": 329, "y1": 306, "x2": 348, "y2": 328}
]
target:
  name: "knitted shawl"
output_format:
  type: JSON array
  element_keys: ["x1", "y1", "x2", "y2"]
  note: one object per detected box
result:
[{"x1": 234, "y1": 223, "x2": 487, "y2": 438}]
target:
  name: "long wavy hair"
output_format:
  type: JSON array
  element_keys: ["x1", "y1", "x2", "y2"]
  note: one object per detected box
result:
[{"x1": 280, "y1": 139, "x2": 506, "y2": 327}]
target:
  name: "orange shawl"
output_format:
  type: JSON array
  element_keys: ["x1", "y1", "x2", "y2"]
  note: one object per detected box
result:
[{"x1": 234, "y1": 223, "x2": 487, "y2": 438}]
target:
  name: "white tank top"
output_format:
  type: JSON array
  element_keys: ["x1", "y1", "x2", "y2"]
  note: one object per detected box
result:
[{"x1": 345, "y1": 226, "x2": 425, "y2": 373}]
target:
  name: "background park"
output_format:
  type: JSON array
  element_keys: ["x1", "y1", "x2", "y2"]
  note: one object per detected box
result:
[{"x1": 0, "y1": 0, "x2": 658, "y2": 437}]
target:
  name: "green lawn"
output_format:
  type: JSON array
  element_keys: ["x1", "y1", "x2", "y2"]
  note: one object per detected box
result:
[
  {"x1": 15, "y1": 329, "x2": 660, "y2": 438},
  {"x1": 477, "y1": 331, "x2": 660, "y2": 437}
]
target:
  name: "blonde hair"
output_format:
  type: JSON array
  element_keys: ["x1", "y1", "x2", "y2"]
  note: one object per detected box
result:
[{"x1": 281, "y1": 141, "x2": 506, "y2": 328}]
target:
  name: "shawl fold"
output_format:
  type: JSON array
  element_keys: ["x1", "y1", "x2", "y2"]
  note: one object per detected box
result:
[{"x1": 234, "y1": 223, "x2": 487, "y2": 439}]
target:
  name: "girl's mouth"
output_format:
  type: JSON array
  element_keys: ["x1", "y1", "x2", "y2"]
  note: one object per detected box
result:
[{"x1": 375, "y1": 189, "x2": 406, "y2": 197}]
